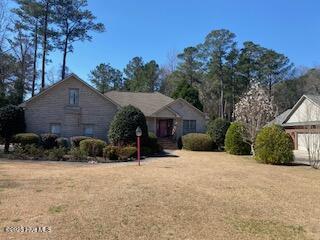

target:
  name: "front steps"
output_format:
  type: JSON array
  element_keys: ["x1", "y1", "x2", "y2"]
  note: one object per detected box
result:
[{"x1": 158, "y1": 137, "x2": 178, "y2": 150}]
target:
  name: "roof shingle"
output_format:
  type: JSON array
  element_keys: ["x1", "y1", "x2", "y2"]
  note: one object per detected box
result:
[{"x1": 105, "y1": 91, "x2": 174, "y2": 116}]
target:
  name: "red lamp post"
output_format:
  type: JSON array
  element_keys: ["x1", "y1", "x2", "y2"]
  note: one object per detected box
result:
[{"x1": 136, "y1": 126, "x2": 142, "y2": 166}]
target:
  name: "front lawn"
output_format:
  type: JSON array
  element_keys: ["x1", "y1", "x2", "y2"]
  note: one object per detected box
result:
[{"x1": 0, "y1": 151, "x2": 319, "y2": 240}]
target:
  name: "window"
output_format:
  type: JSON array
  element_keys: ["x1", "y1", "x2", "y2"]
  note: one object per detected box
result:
[
  {"x1": 69, "y1": 88, "x2": 79, "y2": 105},
  {"x1": 183, "y1": 120, "x2": 196, "y2": 134},
  {"x1": 83, "y1": 124, "x2": 94, "y2": 137},
  {"x1": 50, "y1": 123, "x2": 61, "y2": 135}
]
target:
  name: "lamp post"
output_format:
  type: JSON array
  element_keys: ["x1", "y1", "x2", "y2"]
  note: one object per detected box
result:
[{"x1": 135, "y1": 126, "x2": 142, "y2": 166}]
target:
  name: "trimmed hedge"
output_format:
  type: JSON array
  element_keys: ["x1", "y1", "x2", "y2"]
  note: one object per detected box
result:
[
  {"x1": 40, "y1": 133, "x2": 58, "y2": 149},
  {"x1": 103, "y1": 145, "x2": 118, "y2": 160},
  {"x1": 46, "y1": 147, "x2": 66, "y2": 161},
  {"x1": 56, "y1": 137, "x2": 70, "y2": 149},
  {"x1": 225, "y1": 122, "x2": 251, "y2": 155},
  {"x1": 207, "y1": 118, "x2": 230, "y2": 149},
  {"x1": 255, "y1": 125, "x2": 294, "y2": 165},
  {"x1": 70, "y1": 136, "x2": 92, "y2": 147},
  {"x1": 79, "y1": 139, "x2": 106, "y2": 157},
  {"x1": 182, "y1": 133, "x2": 214, "y2": 151},
  {"x1": 68, "y1": 147, "x2": 88, "y2": 162},
  {"x1": 108, "y1": 105, "x2": 148, "y2": 146},
  {"x1": 14, "y1": 133, "x2": 40, "y2": 146},
  {"x1": 117, "y1": 146, "x2": 137, "y2": 160},
  {"x1": 103, "y1": 145, "x2": 137, "y2": 161}
]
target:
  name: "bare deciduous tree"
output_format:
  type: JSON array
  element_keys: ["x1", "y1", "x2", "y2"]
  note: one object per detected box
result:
[
  {"x1": 234, "y1": 83, "x2": 275, "y2": 154},
  {"x1": 0, "y1": 0, "x2": 11, "y2": 51}
]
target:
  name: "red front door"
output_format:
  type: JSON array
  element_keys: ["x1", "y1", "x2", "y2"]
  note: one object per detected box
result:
[{"x1": 159, "y1": 120, "x2": 168, "y2": 137}]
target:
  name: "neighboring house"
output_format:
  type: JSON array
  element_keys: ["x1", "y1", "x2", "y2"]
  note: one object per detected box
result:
[
  {"x1": 270, "y1": 95, "x2": 320, "y2": 150},
  {"x1": 21, "y1": 74, "x2": 206, "y2": 143}
]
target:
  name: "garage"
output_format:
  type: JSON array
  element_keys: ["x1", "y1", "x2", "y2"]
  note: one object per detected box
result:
[{"x1": 297, "y1": 133, "x2": 320, "y2": 151}]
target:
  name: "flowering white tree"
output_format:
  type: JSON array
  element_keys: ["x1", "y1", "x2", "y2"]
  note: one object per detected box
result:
[{"x1": 234, "y1": 83, "x2": 275, "y2": 154}]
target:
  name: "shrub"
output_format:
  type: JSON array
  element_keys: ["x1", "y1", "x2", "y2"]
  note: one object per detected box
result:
[
  {"x1": 46, "y1": 147, "x2": 66, "y2": 161},
  {"x1": 146, "y1": 132, "x2": 162, "y2": 154},
  {"x1": 141, "y1": 146, "x2": 152, "y2": 156},
  {"x1": 68, "y1": 148, "x2": 88, "y2": 162},
  {"x1": 108, "y1": 105, "x2": 148, "y2": 146},
  {"x1": 255, "y1": 125, "x2": 294, "y2": 165},
  {"x1": 103, "y1": 145, "x2": 119, "y2": 160},
  {"x1": 117, "y1": 146, "x2": 137, "y2": 160},
  {"x1": 103, "y1": 145, "x2": 137, "y2": 161},
  {"x1": 177, "y1": 136, "x2": 183, "y2": 149},
  {"x1": 207, "y1": 118, "x2": 230, "y2": 150},
  {"x1": 56, "y1": 137, "x2": 70, "y2": 149},
  {"x1": 182, "y1": 133, "x2": 214, "y2": 151},
  {"x1": 225, "y1": 122, "x2": 251, "y2": 155},
  {"x1": 148, "y1": 132, "x2": 156, "y2": 139},
  {"x1": 13, "y1": 133, "x2": 40, "y2": 146},
  {"x1": 13, "y1": 144, "x2": 44, "y2": 160},
  {"x1": 79, "y1": 139, "x2": 106, "y2": 157},
  {"x1": 0, "y1": 105, "x2": 25, "y2": 152},
  {"x1": 70, "y1": 136, "x2": 91, "y2": 147},
  {"x1": 40, "y1": 133, "x2": 58, "y2": 149}
]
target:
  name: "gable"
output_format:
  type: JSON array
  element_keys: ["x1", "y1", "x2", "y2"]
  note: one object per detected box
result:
[
  {"x1": 286, "y1": 98, "x2": 320, "y2": 123},
  {"x1": 168, "y1": 99, "x2": 204, "y2": 120},
  {"x1": 23, "y1": 74, "x2": 119, "y2": 108}
]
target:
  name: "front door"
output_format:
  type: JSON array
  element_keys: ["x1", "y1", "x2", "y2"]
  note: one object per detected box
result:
[{"x1": 159, "y1": 120, "x2": 168, "y2": 137}]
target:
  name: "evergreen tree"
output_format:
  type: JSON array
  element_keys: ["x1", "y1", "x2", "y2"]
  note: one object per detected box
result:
[
  {"x1": 176, "y1": 46, "x2": 202, "y2": 86},
  {"x1": 172, "y1": 79, "x2": 203, "y2": 110},
  {"x1": 198, "y1": 29, "x2": 237, "y2": 118},
  {"x1": 89, "y1": 63, "x2": 123, "y2": 93},
  {"x1": 124, "y1": 57, "x2": 160, "y2": 92},
  {"x1": 53, "y1": 0, "x2": 105, "y2": 80},
  {"x1": 12, "y1": 0, "x2": 42, "y2": 96}
]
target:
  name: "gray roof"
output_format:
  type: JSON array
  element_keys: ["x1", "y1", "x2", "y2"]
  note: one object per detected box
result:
[
  {"x1": 267, "y1": 109, "x2": 291, "y2": 126},
  {"x1": 105, "y1": 91, "x2": 174, "y2": 116}
]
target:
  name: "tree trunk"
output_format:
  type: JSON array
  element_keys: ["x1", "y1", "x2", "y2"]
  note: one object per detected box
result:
[
  {"x1": 41, "y1": 1, "x2": 49, "y2": 89},
  {"x1": 251, "y1": 143, "x2": 255, "y2": 156},
  {"x1": 268, "y1": 79, "x2": 272, "y2": 100},
  {"x1": 220, "y1": 78, "x2": 224, "y2": 118},
  {"x1": 61, "y1": 36, "x2": 68, "y2": 80},
  {"x1": 32, "y1": 22, "x2": 38, "y2": 96},
  {"x1": 4, "y1": 138, "x2": 10, "y2": 153},
  {"x1": 18, "y1": 32, "x2": 25, "y2": 104}
]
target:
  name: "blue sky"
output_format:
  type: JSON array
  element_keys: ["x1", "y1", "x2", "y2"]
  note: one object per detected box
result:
[{"x1": 48, "y1": 0, "x2": 320, "y2": 80}]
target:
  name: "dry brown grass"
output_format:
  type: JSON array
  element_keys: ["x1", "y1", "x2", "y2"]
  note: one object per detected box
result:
[{"x1": 0, "y1": 150, "x2": 319, "y2": 240}]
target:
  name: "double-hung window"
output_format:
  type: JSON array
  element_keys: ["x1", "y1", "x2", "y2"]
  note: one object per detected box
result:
[
  {"x1": 69, "y1": 88, "x2": 79, "y2": 105},
  {"x1": 50, "y1": 123, "x2": 61, "y2": 135},
  {"x1": 83, "y1": 124, "x2": 94, "y2": 137},
  {"x1": 183, "y1": 120, "x2": 196, "y2": 134}
]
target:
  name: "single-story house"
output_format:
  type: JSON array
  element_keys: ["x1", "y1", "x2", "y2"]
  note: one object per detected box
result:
[
  {"x1": 21, "y1": 74, "x2": 206, "y2": 144},
  {"x1": 270, "y1": 95, "x2": 320, "y2": 150}
]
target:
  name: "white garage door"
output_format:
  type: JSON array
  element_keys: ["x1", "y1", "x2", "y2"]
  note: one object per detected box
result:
[{"x1": 297, "y1": 133, "x2": 320, "y2": 151}]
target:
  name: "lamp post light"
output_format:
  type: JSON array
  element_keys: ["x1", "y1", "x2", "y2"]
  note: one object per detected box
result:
[{"x1": 135, "y1": 126, "x2": 142, "y2": 166}]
